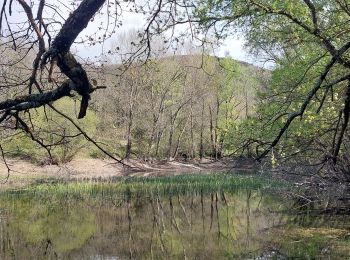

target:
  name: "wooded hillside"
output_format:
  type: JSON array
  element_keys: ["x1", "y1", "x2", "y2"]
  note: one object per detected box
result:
[{"x1": 1, "y1": 54, "x2": 268, "y2": 163}]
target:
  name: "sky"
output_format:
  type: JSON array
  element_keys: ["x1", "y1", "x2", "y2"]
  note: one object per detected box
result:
[
  {"x1": 76, "y1": 34, "x2": 250, "y2": 63},
  {"x1": 69, "y1": 2, "x2": 257, "y2": 65},
  {"x1": 3, "y1": 1, "x2": 264, "y2": 67}
]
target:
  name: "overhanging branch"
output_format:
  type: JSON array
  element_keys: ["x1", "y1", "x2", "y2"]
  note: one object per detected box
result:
[
  {"x1": 0, "y1": 80, "x2": 72, "y2": 113},
  {"x1": 258, "y1": 42, "x2": 350, "y2": 160}
]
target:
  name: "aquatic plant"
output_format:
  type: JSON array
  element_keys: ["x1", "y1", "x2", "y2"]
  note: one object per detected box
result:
[{"x1": 1, "y1": 173, "x2": 288, "y2": 201}]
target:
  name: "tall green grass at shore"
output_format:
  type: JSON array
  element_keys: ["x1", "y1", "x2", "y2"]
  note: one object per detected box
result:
[{"x1": 1, "y1": 173, "x2": 289, "y2": 201}]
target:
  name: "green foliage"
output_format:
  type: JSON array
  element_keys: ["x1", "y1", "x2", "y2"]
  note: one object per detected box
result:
[
  {"x1": 2, "y1": 97, "x2": 98, "y2": 164},
  {"x1": 94, "y1": 55, "x2": 262, "y2": 160},
  {"x1": 194, "y1": 0, "x2": 350, "y2": 170},
  {"x1": 3, "y1": 173, "x2": 288, "y2": 199},
  {"x1": 226, "y1": 48, "x2": 348, "y2": 164}
]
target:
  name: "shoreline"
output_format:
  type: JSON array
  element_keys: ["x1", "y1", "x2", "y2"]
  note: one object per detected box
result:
[{"x1": 0, "y1": 157, "x2": 257, "y2": 190}]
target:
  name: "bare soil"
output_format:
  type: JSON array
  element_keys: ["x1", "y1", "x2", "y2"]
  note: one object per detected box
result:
[{"x1": 0, "y1": 157, "x2": 257, "y2": 190}]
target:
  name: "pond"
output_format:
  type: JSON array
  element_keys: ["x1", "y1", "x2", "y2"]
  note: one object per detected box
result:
[{"x1": 0, "y1": 173, "x2": 349, "y2": 259}]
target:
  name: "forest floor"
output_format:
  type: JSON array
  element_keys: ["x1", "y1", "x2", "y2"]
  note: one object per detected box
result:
[{"x1": 0, "y1": 157, "x2": 257, "y2": 190}]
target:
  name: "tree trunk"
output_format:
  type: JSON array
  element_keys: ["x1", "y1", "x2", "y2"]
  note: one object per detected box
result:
[
  {"x1": 173, "y1": 117, "x2": 189, "y2": 159},
  {"x1": 167, "y1": 123, "x2": 174, "y2": 161},
  {"x1": 147, "y1": 118, "x2": 158, "y2": 158},
  {"x1": 209, "y1": 105, "x2": 216, "y2": 159},
  {"x1": 155, "y1": 129, "x2": 164, "y2": 158},
  {"x1": 190, "y1": 98, "x2": 195, "y2": 158},
  {"x1": 125, "y1": 84, "x2": 134, "y2": 159},
  {"x1": 199, "y1": 101, "x2": 205, "y2": 160}
]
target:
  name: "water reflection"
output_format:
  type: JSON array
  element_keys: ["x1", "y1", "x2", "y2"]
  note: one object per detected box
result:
[{"x1": 0, "y1": 187, "x2": 349, "y2": 259}]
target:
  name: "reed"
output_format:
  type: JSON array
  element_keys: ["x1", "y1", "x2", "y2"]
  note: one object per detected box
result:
[{"x1": 1, "y1": 173, "x2": 289, "y2": 201}]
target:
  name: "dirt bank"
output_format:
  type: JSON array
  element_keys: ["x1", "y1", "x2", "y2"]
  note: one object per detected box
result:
[{"x1": 0, "y1": 157, "x2": 257, "y2": 190}]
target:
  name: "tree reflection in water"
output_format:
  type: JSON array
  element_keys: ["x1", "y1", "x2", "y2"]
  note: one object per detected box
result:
[{"x1": 0, "y1": 185, "x2": 349, "y2": 259}]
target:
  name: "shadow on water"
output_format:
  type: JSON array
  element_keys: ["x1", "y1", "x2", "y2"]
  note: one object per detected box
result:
[{"x1": 0, "y1": 173, "x2": 349, "y2": 259}]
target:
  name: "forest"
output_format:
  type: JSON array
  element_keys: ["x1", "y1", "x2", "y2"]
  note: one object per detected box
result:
[
  {"x1": 1, "y1": 51, "x2": 269, "y2": 162},
  {"x1": 0, "y1": 1, "x2": 349, "y2": 259},
  {"x1": 0, "y1": 0, "x2": 348, "y2": 179}
]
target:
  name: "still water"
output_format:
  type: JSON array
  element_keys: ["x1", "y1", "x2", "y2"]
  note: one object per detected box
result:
[{"x1": 0, "y1": 174, "x2": 349, "y2": 259}]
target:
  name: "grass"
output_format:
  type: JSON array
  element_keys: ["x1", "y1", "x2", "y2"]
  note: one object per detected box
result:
[{"x1": 0, "y1": 172, "x2": 289, "y2": 201}]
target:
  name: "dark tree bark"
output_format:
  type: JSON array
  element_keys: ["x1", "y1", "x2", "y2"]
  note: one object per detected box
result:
[
  {"x1": 0, "y1": 0, "x2": 106, "y2": 120},
  {"x1": 44, "y1": 0, "x2": 105, "y2": 54}
]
